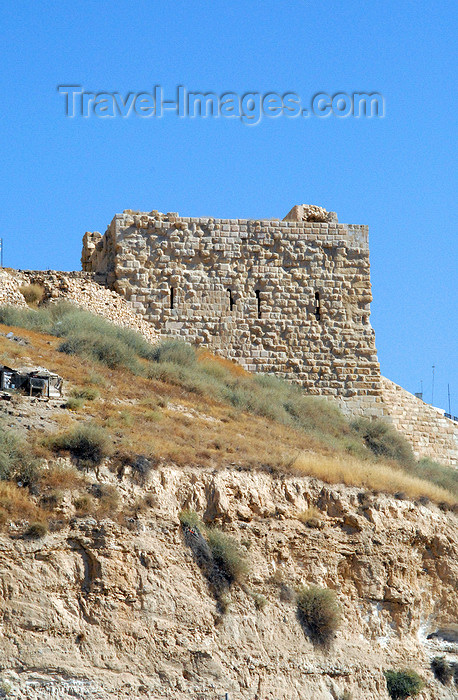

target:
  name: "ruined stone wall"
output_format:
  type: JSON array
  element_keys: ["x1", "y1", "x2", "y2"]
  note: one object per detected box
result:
[
  {"x1": 381, "y1": 377, "x2": 458, "y2": 466},
  {"x1": 83, "y1": 208, "x2": 382, "y2": 415},
  {"x1": 2, "y1": 269, "x2": 160, "y2": 346}
]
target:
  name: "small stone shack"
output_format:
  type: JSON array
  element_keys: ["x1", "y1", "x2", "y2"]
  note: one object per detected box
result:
[{"x1": 0, "y1": 365, "x2": 63, "y2": 398}]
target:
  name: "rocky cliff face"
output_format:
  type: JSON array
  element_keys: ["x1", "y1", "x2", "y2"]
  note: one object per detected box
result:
[{"x1": 0, "y1": 466, "x2": 456, "y2": 699}]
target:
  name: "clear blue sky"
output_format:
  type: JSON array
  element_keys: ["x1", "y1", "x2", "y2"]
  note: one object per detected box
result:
[{"x1": 0, "y1": 0, "x2": 456, "y2": 411}]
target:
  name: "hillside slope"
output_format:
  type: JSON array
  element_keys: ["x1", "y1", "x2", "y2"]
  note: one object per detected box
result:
[{"x1": 2, "y1": 267, "x2": 457, "y2": 467}]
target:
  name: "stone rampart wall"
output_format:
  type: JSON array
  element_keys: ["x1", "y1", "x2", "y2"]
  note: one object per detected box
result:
[
  {"x1": 381, "y1": 377, "x2": 458, "y2": 466},
  {"x1": 83, "y1": 208, "x2": 383, "y2": 415}
]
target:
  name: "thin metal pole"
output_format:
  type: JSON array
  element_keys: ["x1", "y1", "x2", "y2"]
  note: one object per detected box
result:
[
  {"x1": 448, "y1": 383, "x2": 451, "y2": 414},
  {"x1": 0, "y1": 238, "x2": 3, "y2": 267},
  {"x1": 431, "y1": 365, "x2": 435, "y2": 405}
]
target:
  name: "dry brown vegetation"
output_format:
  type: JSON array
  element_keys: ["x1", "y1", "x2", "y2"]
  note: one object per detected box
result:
[
  {"x1": 0, "y1": 317, "x2": 456, "y2": 517},
  {"x1": 18, "y1": 284, "x2": 44, "y2": 307},
  {"x1": 298, "y1": 506, "x2": 322, "y2": 528},
  {"x1": 0, "y1": 482, "x2": 45, "y2": 525},
  {"x1": 291, "y1": 453, "x2": 456, "y2": 505}
]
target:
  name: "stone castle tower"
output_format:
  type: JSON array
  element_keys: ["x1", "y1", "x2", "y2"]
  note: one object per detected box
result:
[{"x1": 82, "y1": 204, "x2": 383, "y2": 416}]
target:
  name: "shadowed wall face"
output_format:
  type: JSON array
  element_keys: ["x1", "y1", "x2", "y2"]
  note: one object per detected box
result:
[{"x1": 83, "y1": 207, "x2": 382, "y2": 416}]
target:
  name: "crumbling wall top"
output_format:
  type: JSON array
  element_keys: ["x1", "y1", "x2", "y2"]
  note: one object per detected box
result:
[{"x1": 283, "y1": 204, "x2": 338, "y2": 223}]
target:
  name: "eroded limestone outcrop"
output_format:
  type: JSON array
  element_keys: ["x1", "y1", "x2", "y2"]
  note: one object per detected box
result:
[{"x1": 0, "y1": 466, "x2": 456, "y2": 699}]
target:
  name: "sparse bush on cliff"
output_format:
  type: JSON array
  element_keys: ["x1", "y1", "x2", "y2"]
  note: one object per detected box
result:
[
  {"x1": 179, "y1": 509, "x2": 202, "y2": 529},
  {"x1": 25, "y1": 522, "x2": 48, "y2": 539},
  {"x1": 296, "y1": 585, "x2": 340, "y2": 646},
  {"x1": 179, "y1": 510, "x2": 248, "y2": 613},
  {"x1": 49, "y1": 423, "x2": 111, "y2": 468},
  {"x1": 351, "y1": 417, "x2": 415, "y2": 466},
  {"x1": 73, "y1": 494, "x2": 95, "y2": 515},
  {"x1": 431, "y1": 656, "x2": 453, "y2": 685},
  {"x1": 206, "y1": 528, "x2": 248, "y2": 584},
  {"x1": 96, "y1": 484, "x2": 120, "y2": 516},
  {"x1": 0, "y1": 482, "x2": 45, "y2": 525},
  {"x1": 0, "y1": 422, "x2": 39, "y2": 485},
  {"x1": 384, "y1": 669, "x2": 424, "y2": 699}
]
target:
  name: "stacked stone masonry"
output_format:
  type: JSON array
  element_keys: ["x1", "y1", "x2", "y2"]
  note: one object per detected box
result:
[
  {"x1": 381, "y1": 377, "x2": 458, "y2": 466},
  {"x1": 82, "y1": 205, "x2": 383, "y2": 416},
  {"x1": 1, "y1": 259, "x2": 456, "y2": 465}
]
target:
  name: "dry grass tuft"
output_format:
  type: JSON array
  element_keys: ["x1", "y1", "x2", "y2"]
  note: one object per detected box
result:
[
  {"x1": 291, "y1": 453, "x2": 456, "y2": 504},
  {"x1": 73, "y1": 494, "x2": 95, "y2": 516},
  {"x1": 197, "y1": 349, "x2": 250, "y2": 377},
  {"x1": 38, "y1": 464, "x2": 85, "y2": 491},
  {"x1": 19, "y1": 284, "x2": 45, "y2": 307},
  {"x1": 0, "y1": 482, "x2": 45, "y2": 524},
  {"x1": 298, "y1": 506, "x2": 322, "y2": 528}
]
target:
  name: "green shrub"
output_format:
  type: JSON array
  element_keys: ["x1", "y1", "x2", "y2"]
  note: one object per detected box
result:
[
  {"x1": 206, "y1": 528, "x2": 248, "y2": 584},
  {"x1": 297, "y1": 586, "x2": 341, "y2": 646},
  {"x1": 0, "y1": 303, "x2": 154, "y2": 371},
  {"x1": 58, "y1": 334, "x2": 138, "y2": 371},
  {"x1": 178, "y1": 509, "x2": 202, "y2": 529},
  {"x1": 146, "y1": 361, "x2": 223, "y2": 398},
  {"x1": 352, "y1": 418, "x2": 415, "y2": 466},
  {"x1": 384, "y1": 669, "x2": 425, "y2": 699},
  {"x1": 151, "y1": 339, "x2": 196, "y2": 366},
  {"x1": 0, "y1": 304, "x2": 54, "y2": 332},
  {"x1": 415, "y1": 458, "x2": 458, "y2": 498},
  {"x1": 64, "y1": 397, "x2": 85, "y2": 411},
  {"x1": 179, "y1": 512, "x2": 248, "y2": 614},
  {"x1": 251, "y1": 591, "x2": 267, "y2": 610},
  {"x1": 25, "y1": 522, "x2": 47, "y2": 538},
  {"x1": 0, "y1": 423, "x2": 38, "y2": 484},
  {"x1": 50, "y1": 423, "x2": 111, "y2": 467},
  {"x1": 431, "y1": 656, "x2": 453, "y2": 685},
  {"x1": 71, "y1": 387, "x2": 100, "y2": 401}
]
